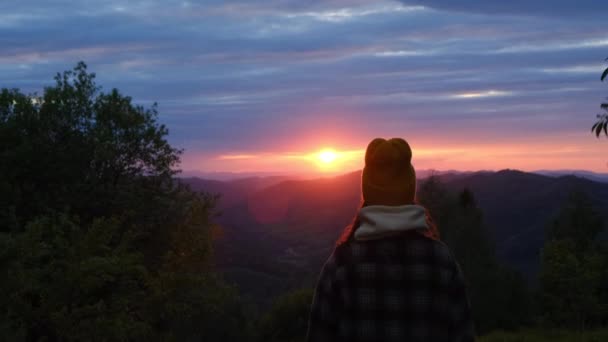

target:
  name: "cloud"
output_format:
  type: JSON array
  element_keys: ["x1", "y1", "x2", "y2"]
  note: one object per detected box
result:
[
  {"x1": 449, "y1": 90, "x2": 514, "y2": 99},
  {"x1": 398, "y1": 0, "x2": 608, "y2": 18},
  {"x1": 1, "y1": 0, "x2": 607, "y2": 172}
]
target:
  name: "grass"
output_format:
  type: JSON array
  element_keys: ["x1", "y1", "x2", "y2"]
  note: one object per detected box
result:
[{"x1": 480, "y1": 329, "x2": 608, "y2": 342}]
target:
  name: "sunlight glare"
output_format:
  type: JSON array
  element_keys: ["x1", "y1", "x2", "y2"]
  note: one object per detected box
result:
[{"x1": 318, "y1": 149, "x2": 337, "y2": 164}]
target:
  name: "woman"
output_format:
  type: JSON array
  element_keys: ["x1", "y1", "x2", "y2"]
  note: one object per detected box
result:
[{"x1": 307, "y1": 138, "x2": 475, "y2": 342}]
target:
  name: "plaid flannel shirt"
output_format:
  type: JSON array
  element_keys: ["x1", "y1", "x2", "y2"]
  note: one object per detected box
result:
[{"x1": 307, "y1": 231, "x2": 475, "y2": 342}]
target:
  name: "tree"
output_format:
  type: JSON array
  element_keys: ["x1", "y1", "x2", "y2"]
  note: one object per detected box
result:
[
  {"x1": 0, "y1": 61, "x2": 180, "y2": 231},
  {"x1": 417, "y1": 179, "x2": 532, "y2": 333},
  {"x1": 540, "y1": 191, "x2": 607, "y2": 330},
  {"x1": 0, "y1": 62, "x2": 249, "y2": 340},
  {"x1": 416, "y1": 175, "x2": 451, "y2": 222},
  {"x1": 591, "y1": 58, "x2": 608, "y2": 137},
  {"x1": 540, "y1": 240, "x2": 602, "y2": 330}
]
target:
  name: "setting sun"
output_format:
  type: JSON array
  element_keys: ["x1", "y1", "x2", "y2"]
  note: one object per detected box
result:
[{"x1": 318, "y1": 149, "x2": 337, "y2": 164}]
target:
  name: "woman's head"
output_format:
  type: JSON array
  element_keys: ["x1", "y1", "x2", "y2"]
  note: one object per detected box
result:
[
  {"x1": 337, "y1": 137, "x2": 438, "y2": 246},
  {"x1": 361, "y1": 137, "x2": 416, "y2": 206}
]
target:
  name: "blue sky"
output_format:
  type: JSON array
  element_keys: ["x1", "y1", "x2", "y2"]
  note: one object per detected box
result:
[{"x1": 2, "y1": 0, "x2": 608, "y2": 174}]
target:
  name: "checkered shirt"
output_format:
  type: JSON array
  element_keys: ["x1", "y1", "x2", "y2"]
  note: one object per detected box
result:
[{"x1": 307, "y1": 231, "x2": 475, "y2": 342}]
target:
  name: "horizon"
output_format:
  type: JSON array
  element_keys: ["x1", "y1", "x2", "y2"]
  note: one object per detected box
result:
[
  {"x1": 3, "y1": 1, "x2": 608, "y2": 174},
  {"x1": 179, "y1": 167, "x2": 608, "y2": 181}
]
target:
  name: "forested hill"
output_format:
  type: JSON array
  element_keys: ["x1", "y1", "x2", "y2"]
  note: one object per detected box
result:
[
  {"x1": 183, "y1": 169, "x2": 608, "y2": 302},
  {"x1": 442, "y1": 170, "x2": 608, "y2": 275}
]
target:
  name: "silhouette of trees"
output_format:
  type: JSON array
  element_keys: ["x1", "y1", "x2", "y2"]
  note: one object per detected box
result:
[
  {"x1": 417, "y1": 178, "x2": 532, "y2": 333},
  {"x1": 0, "y1": 62, "x2": 248, "y2": 340},
  {"x1": 540, "y1": 192, "x2": 608, "y2": 330}
]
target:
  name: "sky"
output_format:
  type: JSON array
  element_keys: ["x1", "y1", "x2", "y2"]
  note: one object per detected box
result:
[{"x1": 2, "y1": 0, "x2": 608, "y2": 176}]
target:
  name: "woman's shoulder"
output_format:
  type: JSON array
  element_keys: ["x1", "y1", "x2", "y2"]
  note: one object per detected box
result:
[{"x1": 400, "y1": 232, "x2": 458, "y2": 266}]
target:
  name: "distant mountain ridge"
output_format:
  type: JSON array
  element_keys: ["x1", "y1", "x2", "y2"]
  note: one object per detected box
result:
[
  {"x1": 181, "y1": 176, "x2": 289, "y2": 208},
  {"x1": 533, "y1": 169, "x2": 608, "y2": 183},
  {"x1": 180, "y1": 170, "x2": 296, "y2": 181},
  {"x1": 182, "y1": 169, "x2": 608, "y2": 304},
  {"x1": 183, "y1": 168, "x2": 608, "y2": 183}
]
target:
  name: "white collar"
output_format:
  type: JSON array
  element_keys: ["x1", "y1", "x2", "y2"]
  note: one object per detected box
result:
[{"x1": 354, "y1": 205, "x2": 428, "y2": 241}]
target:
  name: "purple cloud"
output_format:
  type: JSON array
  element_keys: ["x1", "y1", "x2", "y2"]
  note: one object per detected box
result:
[{"x1": 1, "y1": 0, "x2": 607, "y2": 172}]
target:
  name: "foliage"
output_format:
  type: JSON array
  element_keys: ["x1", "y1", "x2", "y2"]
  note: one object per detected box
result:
[
  {"x1": 0, "y1": 215, "x2": 151, "y2": 341},
  {"x1": 0, "y1": 62, "x2": 248, "y2": 341},
  {"x1": 0, "y1": 61, "x2": 180, "y2": 230},
  {"x1": 256, "y1": 288, "x2": 313, "y2": 342},
  {"x1": 591, "y1": 58, "x2": 608, "y2": 137},
  {"x1": 539, "y1": 192, "x2": 608, "y2": 330},
  {"x1": 540, "y1": 240, "x2": 603, "y2": 329}
]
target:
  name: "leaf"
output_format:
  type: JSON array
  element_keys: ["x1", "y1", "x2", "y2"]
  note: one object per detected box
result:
[
  {"x1": 592, "y1": 122, "x2": 599, "y2": 132},
  {"x1": 603, "y1": 121, "x2": 607, "y2": 136},
  {"x1": 595, "y1": 121, "x2": 603, "y2": 137},
  {"x1": 602, "y1": 68, "x2": 608, "y2": 81}
]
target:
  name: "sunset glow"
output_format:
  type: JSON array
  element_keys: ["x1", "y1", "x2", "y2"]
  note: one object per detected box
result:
[
  {"x1": 7, "y1": 1, "x2": 608, "y2": 178},
  {"x1": 318, "y1": 149, "x2": 337, "y2": 164},
  {"x1": 185, "y1": 129, "x2": 608, "y2": 176}
]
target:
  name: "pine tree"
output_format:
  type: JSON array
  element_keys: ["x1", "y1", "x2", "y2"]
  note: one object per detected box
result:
[{"x1": 418, "y1": 179, "x2": 531, "y2": 333}]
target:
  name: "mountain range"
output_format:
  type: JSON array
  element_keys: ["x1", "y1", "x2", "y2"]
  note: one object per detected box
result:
[
  {"x1": 182, "y1": 169, "x2": 608, "y2": 306},
  {"x1": 181, "y1": 169, "x2": 608, "y2": 183}
]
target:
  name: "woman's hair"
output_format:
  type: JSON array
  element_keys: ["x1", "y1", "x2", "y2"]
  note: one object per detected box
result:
[{"x1": 336, "y1": 199, "x2": 440, "y2": 247}]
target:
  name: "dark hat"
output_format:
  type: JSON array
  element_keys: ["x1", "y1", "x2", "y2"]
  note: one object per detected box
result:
[{"x1": 362, "y1": 138, "x2": 416, "y2": 206}]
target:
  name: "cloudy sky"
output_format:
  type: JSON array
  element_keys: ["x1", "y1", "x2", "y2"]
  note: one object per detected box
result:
[{"x1": 2, "y1": 0, "x2": 608, "y2": 175}]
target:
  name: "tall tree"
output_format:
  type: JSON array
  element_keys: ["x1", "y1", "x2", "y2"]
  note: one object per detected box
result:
[
  {"x1": 0, "y1": 62, "x2": 181, "y2": 230},
  {"x1": 0, "y1": 62, "x2": 249, "y2": 341},
  {"x1": 416, "y1": 174, "x2": 452, "y2": 227},
  {"x1": 417, "y1": 179, "x2": 531, "y2": 333}
]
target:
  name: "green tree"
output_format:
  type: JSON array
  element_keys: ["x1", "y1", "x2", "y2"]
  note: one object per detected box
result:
[
  {"x1": 540, "y1": 240, "x2": 602, "y2": 330},
  {"x1": 0, "y1": 62, "x2": 249, "y2": 341},
  {"x1": 540, "y1": 191, "x2": 607, "y2": 330},
  {"x1": 0, "y1": 61, "x2": 180, "y2": 231},
  {"x1": 1, "y1": 215, "x2": 151, "y2": 340}
]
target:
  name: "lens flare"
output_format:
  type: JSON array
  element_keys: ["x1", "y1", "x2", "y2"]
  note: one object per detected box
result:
[{"x1": 318, "y1": 149, "x2": 337, "y2": 164}]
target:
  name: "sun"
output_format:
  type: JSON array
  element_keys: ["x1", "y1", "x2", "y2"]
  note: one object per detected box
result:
[{"x1": 318, "y1": 149, "x2": 337, "y2": 164}]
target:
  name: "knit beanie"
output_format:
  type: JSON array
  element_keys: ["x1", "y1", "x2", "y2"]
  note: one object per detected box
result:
[{"x1": 361, "y1": 138, "x2": 416, "y2": 206}]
